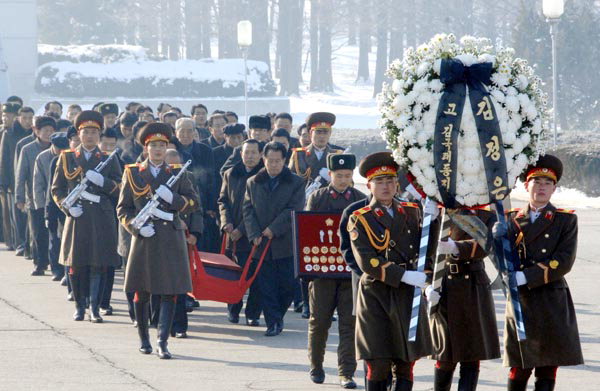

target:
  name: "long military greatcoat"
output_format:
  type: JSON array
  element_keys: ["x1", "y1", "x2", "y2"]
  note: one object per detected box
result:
[
  {"x1": 117, "y1": 159, "x2": 199, "y2": 295},
  {"x1": 504, "y1": 203, "x2": 583, "y2": 368},
  {"x1": 289, "y1": 144, "x2": 343, "y2": 185},
  {"x1": 51, "y1": 145, "x2": 122, "y2": 268},
  {"x1": 348, "y1": 198, "x2": 439, "y2": 361},
  {"x1": 429, "y1": 208, "x2": 501, "y2": 363}
]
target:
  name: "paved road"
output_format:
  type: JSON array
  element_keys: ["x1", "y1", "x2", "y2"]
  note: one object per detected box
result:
[{"x1": 0, "y1": 203, "x2": 598, "y2": 390}]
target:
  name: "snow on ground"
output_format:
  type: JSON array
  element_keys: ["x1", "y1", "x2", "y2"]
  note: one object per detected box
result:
[{"x1": 285, "y1": 40, "x2": 381, "y2": 129}]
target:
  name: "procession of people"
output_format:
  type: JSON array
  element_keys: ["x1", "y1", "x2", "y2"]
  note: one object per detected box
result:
[{"x1": 0, "y1": 97, "x2": 583, "y2": 391}]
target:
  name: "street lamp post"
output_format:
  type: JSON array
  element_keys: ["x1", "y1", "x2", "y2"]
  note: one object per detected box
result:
[
  {"x1": 543, "y1": 0, "x2": 564, "y2": 147},
  {"x1": 237, "y1": 20, "x2": 252, "y2": 126}
]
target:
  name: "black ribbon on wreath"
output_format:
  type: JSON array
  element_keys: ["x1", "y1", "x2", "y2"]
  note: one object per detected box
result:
[
  {"x1": 433, "y1": 58, "x2": 509, "y2": 209},
  {"x1": 431, "y1": 58, "x2": 527, "y2": 343}
]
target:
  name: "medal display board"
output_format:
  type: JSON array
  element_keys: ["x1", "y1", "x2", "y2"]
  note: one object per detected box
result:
[{"x1": 292, "y1": 211, "x2": 352, "y2": 279}]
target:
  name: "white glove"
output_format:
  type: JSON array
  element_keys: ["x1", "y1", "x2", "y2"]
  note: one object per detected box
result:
[
  {"x1": 140, "y1": 224, "x2": 155, "y2": 238},
  {"x1": 515, "y1": 271, "x2": 527, "y2": 286},
  {"x1": 68, "y1": 205, "x2": 83, "y2": 218},
  {"x1": 437, "y1": 238, "x2": 458, "y2": 255},
  {"x1": 401, "y1": 270, "x2": 427, "y2": 288},
  {"x1": 425, "y1": 285, "x2": 441, "y2": 306},
  {"x1": 155, "y1": 185, "x2": 173, "y2": 204},
  {"x1": 423, "y1": 198, "x2": 439, "y2": 219},
  {"x1": 318, "y1": 167, "x2": 331, "y2": 182},
  {"x1": 85, "y1": 170, "x2": 104, "y2": 187}
]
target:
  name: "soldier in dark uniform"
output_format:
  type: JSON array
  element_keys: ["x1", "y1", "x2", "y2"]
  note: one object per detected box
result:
[
  {"x1": 306, "y1": 153, "x2": 366, "y2": 389},
  {"x1": 430, "y1": 207, "x2": 501, "y2": 390},
  {"x1": 165, "y1": 149, "x2": 203, "y2": 339},
  {"x1": 243, "y1": 141, "x2": 305, "y2": 336},
  {"x1": 118, "y1": 123, "x2": 199, "y2": 359},
  {"x1": 51, "y1": 110, "x2": 123, "y2": 323},
  {"x1": 219, "y1": 115, "x2": 271, "y2": 176},
  {"x1": 219, "y1": 139, "x2": 264, "y2": 326},
  {"x1": 498, "y1": 154, "x2": 583, "y2": 391},
  {"x1": 289, "y1": 112, "x2": 344, "y2": 318},
  {"x1": 289, "y1": 112, "x2": 344, "y2": 188},
  {"x1": 99, "y1": 103, "x2": 120, "y2": 137},
  {"x1": 348, "y1": 152, "x2": 439, "y2": 391}
]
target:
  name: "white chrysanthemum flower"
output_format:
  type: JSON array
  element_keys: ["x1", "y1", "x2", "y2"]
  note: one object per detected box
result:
[
  {"x1": 505, "y1": 96, "x2": 520, "y2": 113},
  {"x1": 429, "y1": 79, "x2": 444, "y2": 92},
  {"x1": 392, "y1": 79, "x2": 405, "y2": 94}
]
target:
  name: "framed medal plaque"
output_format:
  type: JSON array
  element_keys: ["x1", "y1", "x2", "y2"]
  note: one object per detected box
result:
[{"x1": 292, "y1": 211, "x2": 352, "y2": 279}]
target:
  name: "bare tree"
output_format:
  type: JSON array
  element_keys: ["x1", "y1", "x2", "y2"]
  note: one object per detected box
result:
[
  {"x1": 317, "y1": 0, "x2": 334, "y2": 91},
  {"x1": 279, "y1": 0, "x2": 305, "y2": 95},
  {"x1": 309, "y1": 0, "x2": 320, "y2": 90},
  {"x1": 167, "y1": 0, "x2": 182, "y2": 59},
  {"x1": 217, "y1": 0, "x2": 239, "y2": 58},
  {"x1": 373, "y1": 0, "x2": 389, "y2": 96},
  {"x1": 356, "y1": 0, "x2": 370, "y2": 82}
]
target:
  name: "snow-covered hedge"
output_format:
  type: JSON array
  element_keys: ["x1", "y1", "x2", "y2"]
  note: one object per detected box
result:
[
  {"x1": 38, "y1": 44, "x2": 150, "y2": 64},
  {"x1": 35, "y1": 59, "x2": 276, "y2": 98}
]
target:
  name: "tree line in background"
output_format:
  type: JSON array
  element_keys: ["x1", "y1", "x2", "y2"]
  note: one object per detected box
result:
[{"x1": 38, "y1": 0, "x2": 600, "y2": 130}]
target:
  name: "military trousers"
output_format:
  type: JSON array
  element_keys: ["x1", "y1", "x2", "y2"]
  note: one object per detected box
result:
[{"x1": 308, "y1": 278, "x2": 357, "y2": 377}]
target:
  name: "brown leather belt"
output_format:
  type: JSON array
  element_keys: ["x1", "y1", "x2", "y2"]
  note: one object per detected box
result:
[{"x1": 446, "y1": 260, "x2": 484, "y2": 275}]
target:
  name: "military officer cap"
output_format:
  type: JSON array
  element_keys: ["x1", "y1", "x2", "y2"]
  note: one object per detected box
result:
[
  {"x1": 74, "y1": 110, "x2": 104, "y2": 132},
  {"x1": 99, "y1": 103, "x2": 119, "y2": 116},
  {"x1": 358, "y1": 151, "x2": 399, "y2": 181},
  {"x1": 2, "y1": 102, "x2": 21, "y2": 114},
  {"x1": 50, "y1": 132, "x2": 69, "y2": 149},
  {"x1": 223, "y1": 123, "x2": 245, "y2": 135},
  {"x1": 306, "y1": 112, "x2": 336, "y2": 132},
  {"x1": 520, "y1": 154, "x2": 563, "y2": 183},
  {"x1": 120, "y1": 112, "x2": 138, "y2": 127},
  {"x1": 328, "y1": 153, "x2": 356, "y2": 171},
  {"x1": 249, "y1": 115, "x2": 271, "y2": 130},
  {"x1": 34, "y1": 115, "x2": 57, "y2": 130},
  {"x1": 137, "y1": 122, "x2": 173, "y2": 146}
]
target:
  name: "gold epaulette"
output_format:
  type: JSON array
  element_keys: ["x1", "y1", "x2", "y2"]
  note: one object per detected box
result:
[
  {"x1": 169, "y1": 163, "x2": 183, "y2": 169},
  {"x1": 125, "y1": 163, "x2": 140, "y2": 169},
  {"x1": 400, "y1": 202, "x2": 419, "y2": 209},
  {"x1": 333, "y1": 149, "x2": 343, "y2": 154},
  {"x1": 352, "y1": 206, "x2": 371, "y2": 216},
  {"x1": 61, "y1": 150, "x2": 81, "y2": 180},
  {"x1": 556, "y1": 208, "x2": 575, "y2": 214},
  {"x1": 292, "y1": 147, "x2": 306, "y2": 152},
  {"x1": 62, "y1": 149, "x2": 75, "y2": 154}
]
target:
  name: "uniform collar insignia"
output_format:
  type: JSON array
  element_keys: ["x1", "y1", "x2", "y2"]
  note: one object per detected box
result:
[{"x1": 374, "y1": 208, "x2": 384, "y2": 217}]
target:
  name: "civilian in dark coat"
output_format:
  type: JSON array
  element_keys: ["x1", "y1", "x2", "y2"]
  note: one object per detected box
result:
[
  {"x1": 219, "y1": 139, "x2": 263, "y2": 325},
  {"x1": 243, "y1": 142, "x2": 305, "y2": 336}
]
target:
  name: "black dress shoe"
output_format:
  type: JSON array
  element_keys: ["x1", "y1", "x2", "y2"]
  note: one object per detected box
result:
[
  {"x1": 246, "y1": 319, "x2": 260, "y2": 327},
  {"x1": 264, "y1": 325, "x2": 279, "y2": 337},
  {"x1": 340, "y1": 376, "x2": 357, "y2": 389},
  {"x1": 51, "y1": 274, "x2": 62, "y2": 281},
  {"x1": 228, "y1": 313, "x2": 240, "y2": 324},
  {"x1": 100, "y1": 306, "x2": 113, "y2": 316},
  {"x1": 89, "y1": 312, "x2": 103, "y2": 323},
  {"x1": 310, "y1": 368, "x2": 325, "y2": 384},
  {"x1": 67, "y1": 293, "x2": 74, "y2": 301},
  {"x1": 30, "y1": 269, "x2": 45, "y2": 276},
  {"x1": 192, "y1": 300, "x2": 200, "y2": 307},
  {"x1": 73, "y1": 309, "x2": 85, "y2": 321},
  {"x1": 293, "y1": 302, "x2": 303, "y2": 313},
  {"x1": 175, "y1": 332, "x2": 187, "y2": 338},
  {"x1": 15, "y1": 247, "x2": 25, "y2": 256},
  {"x1": 60, "y1": 276, "x2": 68, "y2": 286}
]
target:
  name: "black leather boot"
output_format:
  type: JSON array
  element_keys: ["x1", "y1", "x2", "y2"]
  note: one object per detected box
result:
[
  {"x1": 70, "y1": 273, "x2": 85, "y2": 321},
  {"x1": 156, "y1": 298, "x2": 176, "y2": 359},
  {"x1": 434, "y1": 367, "x2": 454, "y2": 391},
  {"x1": 134, "y1": 301, "x2": 152, "y2": 354},
  {"x1": 366, "y1": 379, "x2": 389, "y2": 391},
  {"x1": 534, "y1": 378, "x2": 555, "y2": 391},
  {"x1": 507, "y1": 379, "x2": 528, "y2": 391},
  {"x1": 458, "y1": 365, "x2": 479, "y2": 391},
  {"x1": 88, "y1": 272, "x2": 105, "y2": 323},
  {"x1": 392, "y1": 378, "x2": 413, "y2": 391}
]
